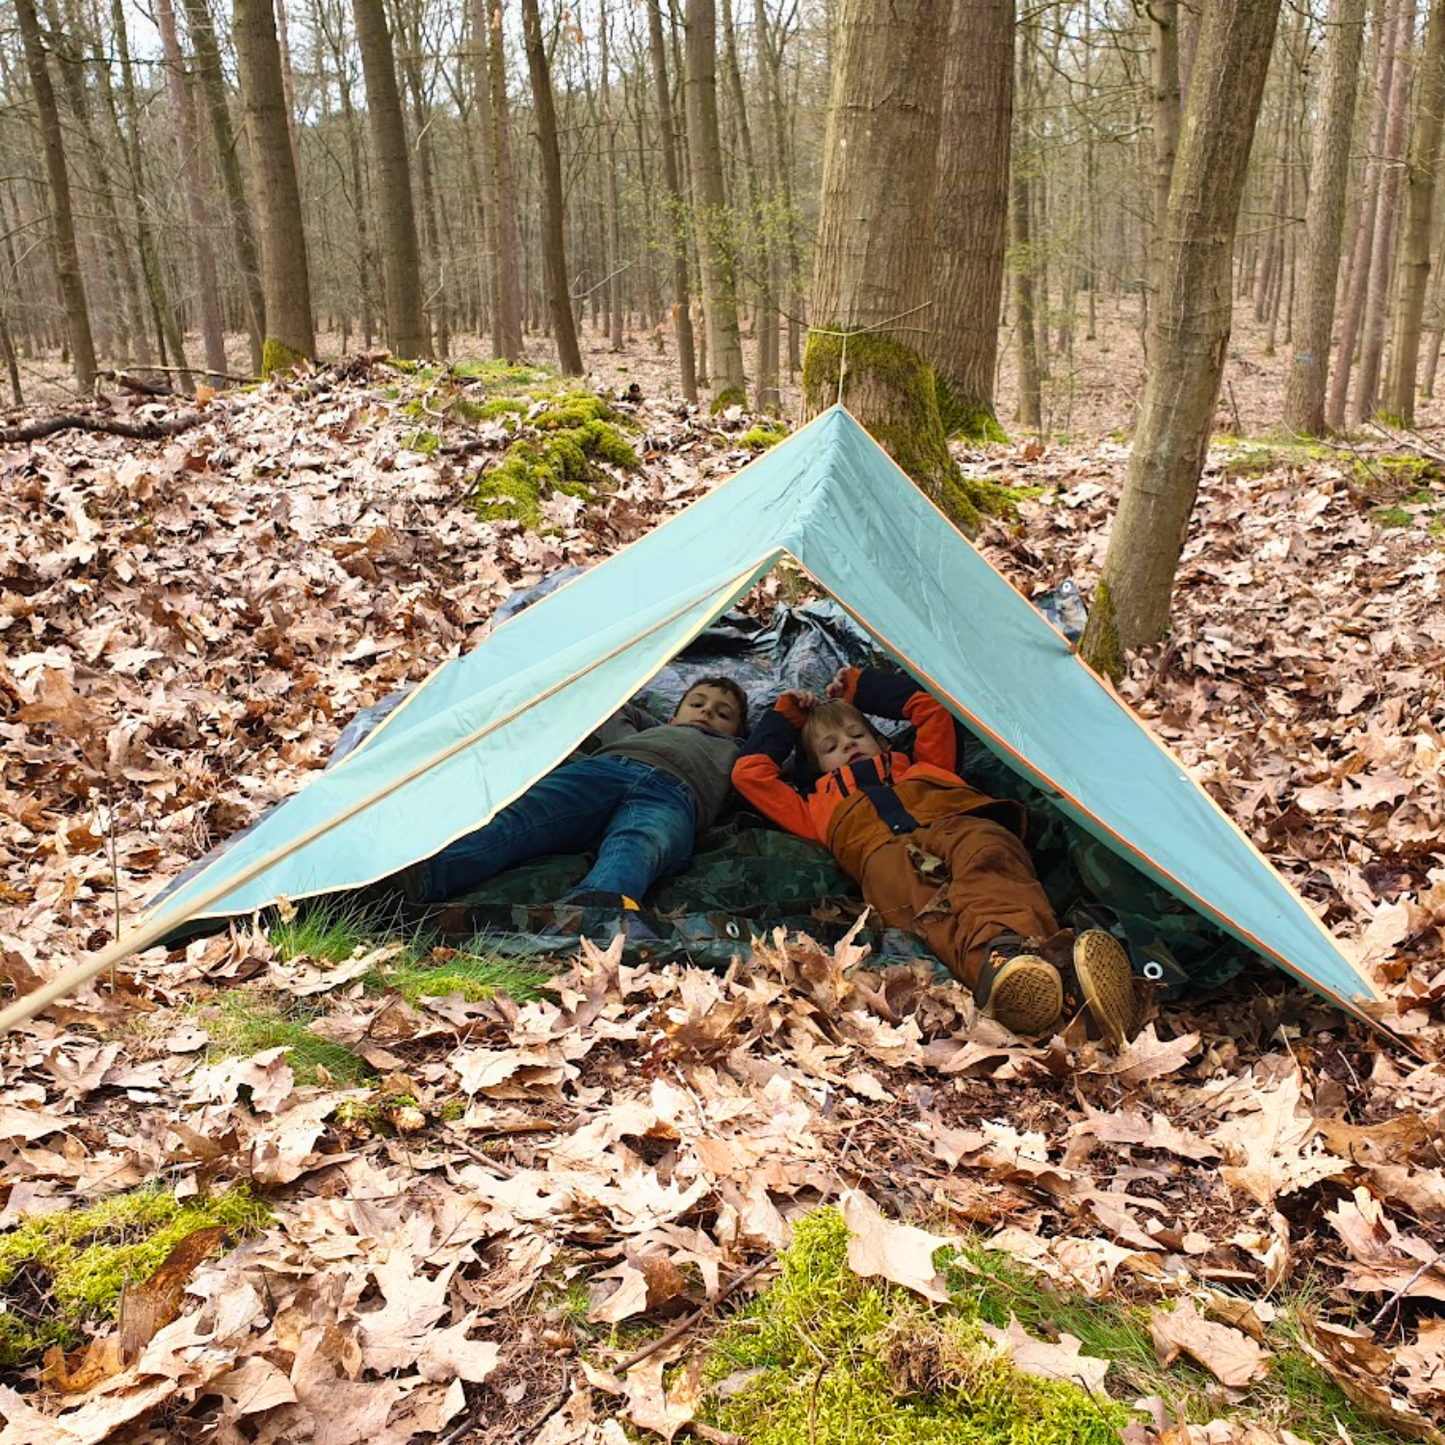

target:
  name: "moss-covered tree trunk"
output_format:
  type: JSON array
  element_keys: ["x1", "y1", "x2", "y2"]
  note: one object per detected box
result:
[
  {"x1": 1079, "y1": 0, "x2": 1280, "y2": 676},
  {"x1": 802, "y1": 0, "x2": 981, "y2": 530},
  {"x1": 930, "y1": 0, "x2": 1012, "y2": 443}
]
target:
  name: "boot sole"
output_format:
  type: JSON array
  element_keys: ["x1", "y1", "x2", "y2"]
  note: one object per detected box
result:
[
  {"x1": 1074, "y1": 930, "x2": 1140, "y2": 1045},
  {"x1": 984, "y1": 955, "x2": 1063, "y2": 1037}
]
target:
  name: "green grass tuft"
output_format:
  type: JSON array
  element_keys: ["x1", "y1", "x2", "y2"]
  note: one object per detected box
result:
[
  {"x1": 203, "y1": 988, "x2": 376, "y2": 1086},
  {"x1": 381, "y1": 944, "x2": 555, "y2": 1004}
]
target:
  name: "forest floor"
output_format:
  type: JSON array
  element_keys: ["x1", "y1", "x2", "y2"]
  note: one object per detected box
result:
[{"x1": 1, "y1": 315, "x2": 1444, "y2": 1445}]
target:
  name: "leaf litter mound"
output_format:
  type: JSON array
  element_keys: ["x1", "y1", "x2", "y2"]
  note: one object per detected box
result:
[{"x1": 1, "y1": 363, "x2": 1443, "y2": 1444}]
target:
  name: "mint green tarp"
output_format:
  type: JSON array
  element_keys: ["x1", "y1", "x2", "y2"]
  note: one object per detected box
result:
[{"x1": 132, "y1": 405, "x2": 1379, "y2": 1022}]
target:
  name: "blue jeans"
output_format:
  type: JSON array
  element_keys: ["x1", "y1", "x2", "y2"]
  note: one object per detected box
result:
[{"x1": 414, "y1": 755, "x2": 697, "y2": 904}]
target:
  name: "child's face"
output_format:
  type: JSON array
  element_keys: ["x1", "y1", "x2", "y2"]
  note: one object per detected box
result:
[
  {"x1": 670, "y1": 684, "x2": 744, "y2": 737},
  {"x1": 810, "y1": 718, "x2": 882, "y2": 773}
]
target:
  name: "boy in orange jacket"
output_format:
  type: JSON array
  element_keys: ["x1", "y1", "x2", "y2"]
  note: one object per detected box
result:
[{"x1": 733, "y1": 666, "x2": 1139, "y2": 1043}]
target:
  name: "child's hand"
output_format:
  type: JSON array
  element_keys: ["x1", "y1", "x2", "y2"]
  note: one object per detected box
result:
[
  {"x1": 782, "y1": 689, "x2": 821, "y2": 712},
  {"x1": 826, "y1": 667, "x2": 856, "y2": 699},
  {"x1": 774, "y1": 689, "x2": 818, "y2": 728}
]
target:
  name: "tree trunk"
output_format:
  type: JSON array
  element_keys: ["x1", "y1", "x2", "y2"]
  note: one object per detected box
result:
[
  {"x1": 685, "y1": 0, "x2": 747, "y2": 407},
  {"x1": 649, "y1": 0, "x2": 698, "y2": 401},
  {"x1": 1352, "y1": 0, "x2": 1414, "y2": 422},
  {"x1": 1328, "y1": 0, "x2": 1396, "y2": 429},
  {"x1": 1080, "y1": 0, "x2": 1281, "y2": 671},
  {"x1": 601, "y1": 0, "x2": 626, "y2": 351},
  {"x1": 485, "y1": 0, "x2": 525, "y2": 359},
  {"x1": 47, "y1": 0, "x2": 151, "y2": 368},
  {"x1": 1386, "y1": 0, "x2": 1445, "y2": 425},
  {"x1": 180, "y1": 0, "x2": 267, "y2": 372},
  {"x1": 520, "y1": 0, "x2": 583, "y2": 374},
  {"x1": 1150, "y1": 0, "x2": 1182, "y2": 309},
  {"x1": 234, "y1": 0, "x2": 315, "y2": 367},
  {"x1": 929, "y1": 0, "x2": 1013, "y2": 439},
  {"x1": 802, "y1": 0, "x2": 981, "y2": 527},
  {"x1": 394, "y1": 4, "x2": 449, "y2": 357},
  {"x1": 1282, "y1": 0, "x2": 1365, "y2": 434},
  {"x1": 156, "y1": 0, "x2": 228, "y2": 381},
  {"x1": 15, "y1": 0, "x2": 97, "y2": 389},
  {"x1": 1012, "y1": 15, "x2": 1042, "y2": 430},
  {"x1": 108, "y1": 0, "x2": 190, "y2": 383},
  {"x1": 352, "y1": 0, "x2": 428, "y2": 358}
]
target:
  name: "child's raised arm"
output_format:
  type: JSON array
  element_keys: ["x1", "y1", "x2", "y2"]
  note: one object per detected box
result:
[
  {"x1": 731, "y1": 692, "x2": 822, "y2": 841},
  {"x1": 830, "y1": 667, "x2": 959, "y2": 772}
]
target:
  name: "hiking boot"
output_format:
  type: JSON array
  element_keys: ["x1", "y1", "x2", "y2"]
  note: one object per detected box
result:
[
  {"x1": 1071, "y1": 929, "x2": 1141, "y2": 1046},
  {"x1": 974, "y1": 933, "x2": 1064, "y2": 1037},
  {"x1": 543, "y1": 890, "x2": 666, "y2": 942}
]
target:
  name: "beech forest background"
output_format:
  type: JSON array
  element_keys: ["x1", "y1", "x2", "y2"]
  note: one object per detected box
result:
[{"x1": 6, "y1": 0, "x2": 1438, "y2": 431}]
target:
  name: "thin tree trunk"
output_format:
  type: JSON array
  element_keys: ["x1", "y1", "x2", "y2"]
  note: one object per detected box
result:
[
  {"x1": 352, "y1": 0, "x2": 428, "y2": 358},
  {"x1": 394, "y1": 6, "x2": 448, "y2": 358},
  {"x1": 601, "y1": 0, "x2": 626, "y2": 351},
  {"x1": 486, "y1": 0, "x2": 525, "y2": 359},
  {"x1": 233, "y1": 0, "x2": 315, "y2": 366},
  {"x1": 156, "y1": 0, "x2": 228, "y2": 381},
  {"x1": 1386, "y1": 0, "x2": 1445, "y2": 424},
  {"x1": 15, "y1": 0, "x2": 97, "y2": 388},
  {"x1": 1013, "y1": 15, "x2": 1042, "y2": 431},
  {"x1": 649, "y1": 0, "x2": 697, "y2": 400},
  {"x1": 1328, "y1": 0, "x2": 1395, "y2": 428},
  {"x1": 929, "y1": 0, "x2": 1013, "y2": 438},
  {"x1": 520, "y1": 0, "x2": 583, "y2": 373},
  {"x1": 1080, "y1": 0, "x2": 1281, "y2": 669},
  {"x1": 1283, "y1": 0, "x2": 1366, "y2": 433},
  {"x1": 108, "y1": 0, "x2": 190, "y2": 382},
  {"x1": 685, "y1": 0, "x2": 747, "y2": 406},
  {"x1": 1151, "y1": 0, "x2": 1182, "y2": 307},
  {"x1": 1353, "y1": 0, "x2": 1414, "y2": 422},
  {"x1": 180, "y1": 0, "x2": 267, "y2": 372}
]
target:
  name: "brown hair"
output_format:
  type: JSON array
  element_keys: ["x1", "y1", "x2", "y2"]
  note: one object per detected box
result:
[
  {"x1": 674, "y1": 675, "x2": 748, "y2": 734},
  {"x1": 799, "y1": 699, "x2": 872, "y2": 770}
]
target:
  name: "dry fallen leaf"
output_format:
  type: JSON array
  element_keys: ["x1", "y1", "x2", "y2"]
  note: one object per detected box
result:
[
  {"x1": 1149, "y1": 1298, "x2": 1272, "y2": 1386},
  {"x1": 842, "y1": 1189, "x2": 957, "y2": 1303}
]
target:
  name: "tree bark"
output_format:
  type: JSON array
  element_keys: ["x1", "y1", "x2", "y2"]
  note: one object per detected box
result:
[
  {"x1": 929, "y1": 0, "x2": 1012, "y2": 439},
  {"x1": 1151, "y1": 0, "x2": 1182, "y2": 326},
  {"x1": 1352, "y1": 0, "x2": 1414, "y2": 422},
  {"x1": 485, "y1": 0, "x2": 525, "y2": 359},
  {"x1": 1080, "y1": 0, "x2": 1281, "y2": 671},
  {"x1": 802, "y1": 0, "x2": 981, "y2": 527},
  {"x1": 1328, "y1": 0, "x2": 1396, "y2": 429},
  {"x1": 601, "y1": 0, "x2": 626, "y2": 350},
  {"x1": 352, "y1": 0, "x2": 428, "y2": 358},
  {"x1": 1283, "y1": 0, "x2": 1367, "y2": 433},
  {"x1": 15, "y1": 0, "x2": 97, "y2": 389},
  {"x1": 520, "y1": 0, "x2": 584, "y2": 374},
  {"x1": 1386, "y1": 0, "x2": 1445, "y2": 425},
  {"x1": 233, "y1": 0, "x2": 315, "y2": 366},
  {"x1": 649, "y1": 0, "x2": 698, "y2": 401},
  {"x1": 685, "y1": 0, "x2": 747, "y2": 406},
  {"x1": 1012, "y1": 15, "x2": 1042, "y2": 430},
  {"x1": 155, "y1": 0, "x2": 228, "y2": 381},
  {"x1": 179, "y1": 0, "x2": 267, "y2": 372},
  {"x1": 107, "y1": 0, "x2": 190, "y2": 383}
]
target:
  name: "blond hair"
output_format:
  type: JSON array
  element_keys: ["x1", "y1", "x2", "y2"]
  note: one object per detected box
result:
[{"x1": 799, "y1": 699, "x2": 872, "y2": 770}]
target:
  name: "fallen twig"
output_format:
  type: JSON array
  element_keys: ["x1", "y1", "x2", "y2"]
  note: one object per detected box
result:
[
  {"x1": 0, "y1": 409, "x2": 210, "y2": 444},
  {"x1": 612, "y1": 1254, "x2": 776, "y2": 1375}
]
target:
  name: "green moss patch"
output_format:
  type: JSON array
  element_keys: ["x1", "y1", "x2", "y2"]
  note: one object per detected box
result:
[
  {"x1": 935, "y1": 378, "x2": 1009, "y2": 444},
  {"x1": 471, "y1": 392, "x2": 638, "y2": 528},
  {"x1": 0, "y1": 1185, "x2": 269, "y2": 1367},
  {"x1": 738, "y1": 423, "x2": 790, "y2": 451},
  {"x1": 702, "y1": 1209, "x2": 1124, "y2": 1445}
]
